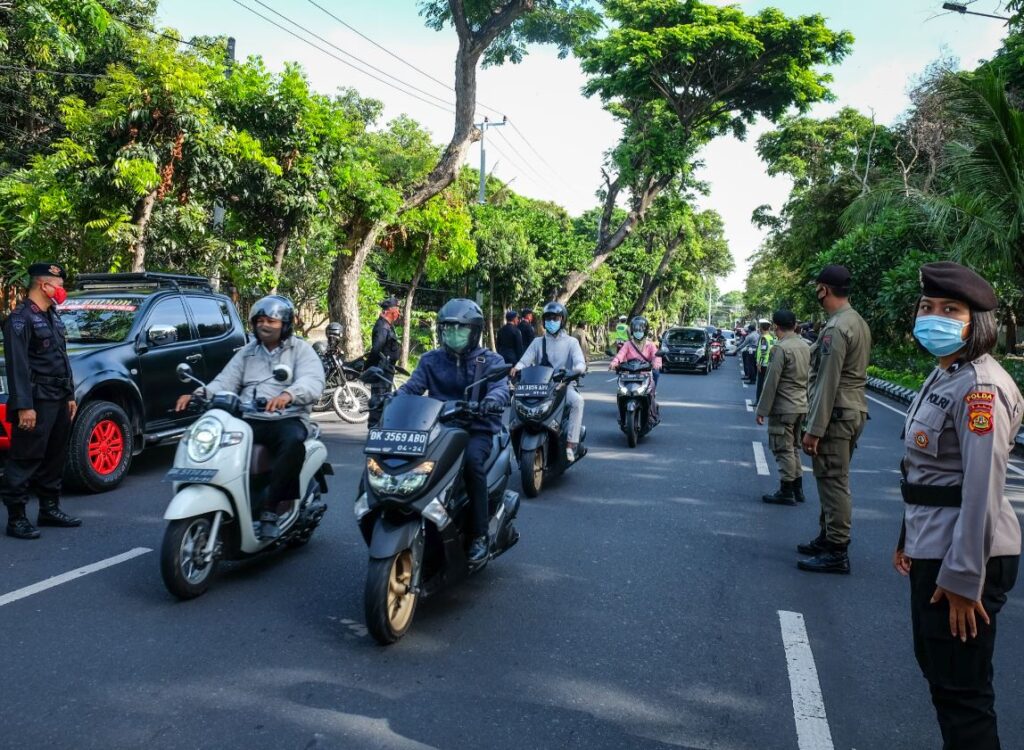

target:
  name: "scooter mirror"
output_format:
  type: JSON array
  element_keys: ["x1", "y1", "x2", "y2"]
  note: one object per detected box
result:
[
  {"x1": 655, "y1": 349, "x2": 667, "y2": 357},
  {"x1": 272, "y1": 364, "x2": 292, "y2": 383},
  {"x1": 176, "y1": 363, "x2": 193, "y2": 383},
  {"x1": 485, "y1": 362, "x2": 511, "y2": 382}
]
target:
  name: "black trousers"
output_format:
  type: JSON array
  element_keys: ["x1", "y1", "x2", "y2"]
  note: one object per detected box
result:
[
  {"x1": 246, "y1": 418, "x2": 307, "y2": 512},
  {"x1": 755, "y1": 366, "x2": 767, "y2": 402},
  {"x1": 368, "y1": 380, "x2": 392, "y2": 429},
  {"x1": 464, "y1": 432, "x2": 494, "y2": 538},
  {"x1": 742, "y1": 350, "x2": 756, "y2": 381},
  {"x1": 910, "y1": 556, "x2": 1019, "y2": 750},
  {"x1": 1, "y1": 399, "x2": 72, "y2": 512}
]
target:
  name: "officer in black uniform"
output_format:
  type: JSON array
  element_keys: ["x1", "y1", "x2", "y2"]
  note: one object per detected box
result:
[
  {"x1": 2, "y1": 262, "x2": 80, "y2": 540},
  {"x1": 366, "y1": 296, "x2": 401, "y2": 428}
]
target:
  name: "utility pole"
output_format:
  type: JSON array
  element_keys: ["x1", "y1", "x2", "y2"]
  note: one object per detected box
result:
[
  {"x1": 476, "y1": 115, "x2": 507, "y2": 204},
  {"x1": 211, "y1": 37, "x2": 236, "y2": 292},
  {"x1": 941, "y1": 3, "x2": 1009, "y2": 20}
]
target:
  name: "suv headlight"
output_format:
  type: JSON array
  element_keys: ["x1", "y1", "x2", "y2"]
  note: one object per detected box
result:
[
  {"x1": 366, "y1": 457, "x2": 435, "y2": 497},
  {"x1": 694, "y1": 347, "x2": 706, "y2": 357},
  {"x1": 187, "y1": 416, "x2": 223, "y2": 462}
]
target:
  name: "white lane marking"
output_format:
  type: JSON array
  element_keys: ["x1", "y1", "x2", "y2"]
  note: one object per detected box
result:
[
  {"x1": 866, "y1": 394, "x2": 907, "y2": 417},
  {"x1": 0, "y1": 547, "x2": 151, "y2": 608},
  {"x1": 778, "y1": 610, "x2": 835, "y2": 750},
  {"x1": 745, "y1": 399, "x2": 753, "y2": 413},
  {"x1": 753, "y1": 441, "x2": 770, "y2": 475},
  {"x1": 742, "y1": 381, "x2": 749, "y2": 389}
]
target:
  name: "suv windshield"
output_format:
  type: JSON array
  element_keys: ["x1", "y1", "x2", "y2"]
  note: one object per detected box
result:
[
  {"x1": 664, "y1": 329, "x2": 706, "y2": 346},
  {"x1": 59, "y1": 297, "x2": 140, "y2": 343}
]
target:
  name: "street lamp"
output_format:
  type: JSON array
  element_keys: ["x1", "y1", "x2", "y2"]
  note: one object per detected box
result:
[{"x1": 941, "y1": 2, "x2": 1010, "y2": 20}]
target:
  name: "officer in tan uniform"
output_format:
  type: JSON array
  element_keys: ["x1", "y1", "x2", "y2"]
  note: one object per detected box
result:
[
  {"x1": 756, "y1": 310, "x2": 809, "y2": 506},
  {"x1": 893, "y1": 262, "x2": 1021, "y2": 750},
  {"x1": 798, "y1": 264, "x2": 871, "y2": 574}
]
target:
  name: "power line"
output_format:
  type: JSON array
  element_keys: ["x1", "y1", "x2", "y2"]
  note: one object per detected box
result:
[
  {"x1": 0, "y1": 64, "x2": 107, "y2": 79},
  {"x1": 95, "y1": 2, "x2": 223, "y2": 53},
  {"x1": 491, "y1": 127, "x2": 551, "y2": 186},
  {"x1": 237, "y1": 0, "x2": 457, "y2": 112}
]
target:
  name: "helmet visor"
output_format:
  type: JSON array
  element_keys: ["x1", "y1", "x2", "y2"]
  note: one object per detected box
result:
[{"x1": 251, "y1": 297, "x2": 290, "y2": 322}]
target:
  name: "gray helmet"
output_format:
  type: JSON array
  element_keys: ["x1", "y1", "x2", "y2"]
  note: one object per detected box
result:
[
  {"x1": 250, "y1": 295, "x2": 294, "y2": 339},
  {"x1": 436, "y1": 298, "x2": 484, "y2": 354},
  {"x1": 630, "y1": 316, "x2": 649, "y2": 339},
  {"x1": 325, "y1": 321, "x2": 342, "y2": 341}
]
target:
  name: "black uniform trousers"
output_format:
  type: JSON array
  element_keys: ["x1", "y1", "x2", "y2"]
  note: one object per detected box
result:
[
  {"x1": 755, "y1": 365, "x2": 767, "y2": 402},
  {"x1": 1, "y1": 399, "x2": 72, "y2": 511},
  {"x1": 464, "y1": 432, "x2": 494, "y2": 538},
  {"x1": 246, "y1": 418, "x2": 307, "y2": 513},
  {"x1": 742, "y1": 350, "x2": 756, "y2": 381},
  {"x1": 368, "y1": 375, "x2": 393, "y2": 430},
  {"x1": 910, "y1": 556, "x2": 1019, "y2": 750}
]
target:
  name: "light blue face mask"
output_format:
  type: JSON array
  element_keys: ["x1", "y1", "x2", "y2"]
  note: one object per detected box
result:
[
  {"x1": 632, "y1": 330, "x2": 645, "y2": 340},
  {"x1": 544, "y1": 320, "x2": 561, "y2": 335},
  {"x1": 913, "y1": 315, "x2": 968, "y2": 357}
]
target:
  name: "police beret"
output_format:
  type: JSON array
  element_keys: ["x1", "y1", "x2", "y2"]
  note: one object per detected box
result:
[
  {"x1": 28, "y1": 262, "x2": 66, "y2": 279},
  {"x1": 379, "y1": 296, "x2": 400, "y2": 310},
  {"x1": 815, "y1": 264, "x2": 851, "y2": 287},
  {"x1": 920, "y1": 261, "x2": 998, "y2": 312},
  {"x1": 505, "y1": 310, "x2": 518, "y2": 321}
]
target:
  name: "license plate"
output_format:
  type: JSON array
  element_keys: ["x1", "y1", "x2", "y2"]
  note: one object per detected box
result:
[
  {"x1": 365, "y1": 429, "x2": 429, "y2": 456},
  {"x1": 165, "y1": 468, "x2": 218, "y2": 483},
  {"x1": 620, "y1": 373, "x2": 647, "y2": 382},
  {"x1": 515, "y1": 383, "x2": 550, "y2": 398}
]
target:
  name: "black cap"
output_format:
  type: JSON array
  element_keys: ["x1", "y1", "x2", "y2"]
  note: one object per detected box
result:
[
  {"x1": 920, "y1": 261, "x2": 998, "y2": 312},
  {"x1": 519, "y1": 308, "x2": 533, "y2": 318},
  {"x1": 815, "y1": 264, "x2": 851, "y2": 287},
  {"x1": 505, "y1": 310, "x2": 518, "y2": 321},
  {"x1": 772, "y1": 309, "x2": 796, "y2": 329},
  {"x1": 28, "y1": 262, "x2": 66, "y2": 280},
  {"x1": 379, "y1": 296, "x2": 400, "y2": 310}
]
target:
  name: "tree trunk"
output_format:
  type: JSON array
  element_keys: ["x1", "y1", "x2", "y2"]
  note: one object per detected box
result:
[
  {"x1": 399, "y1": 234, "x2": 431, "y2": 371},
  {"x1": 129, "y1": 189, "x2": 158, "y2": 272},
  {"x1": 269, "y1": 225, "x2": 291, "y2": 294},
  {"x1": 629, "y1": 230, "x2": 685, "y2": 319},
  {"x1": 328, "y1": 217, "x2": 385, "y2": 359}
]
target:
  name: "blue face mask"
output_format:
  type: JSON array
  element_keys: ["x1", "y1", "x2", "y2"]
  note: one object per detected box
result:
[
  {"x1": 544, "y1": 320, "x2": 561, "y2": 335},
  {"x1": 632, "y1": 330, "x2": 645, "y2": 340},
  {"x1": 913, "y1": 315, "x2": 968, "y2": 357}
]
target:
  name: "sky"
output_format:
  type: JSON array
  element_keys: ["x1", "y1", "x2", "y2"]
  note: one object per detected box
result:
[{"x1": 156, "y1": 0, "x2": 1011, "y2": 293}]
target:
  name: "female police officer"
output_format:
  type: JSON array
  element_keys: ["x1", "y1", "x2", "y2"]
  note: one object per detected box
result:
[{"x1": 894, "y1": 261, "x2": 1023, "y2": 749}]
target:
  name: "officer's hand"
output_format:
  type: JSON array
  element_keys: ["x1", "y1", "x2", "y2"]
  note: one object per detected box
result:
[
  {"x1": 68, "y1": 400, "x2": 78, "y2": 421},
  {"x1": 756, "y1": 415, "x2": 765, "y2": 426},
  {"x1": 17, "y1": 409, "x2": 36, "y2": 430},
  {"x1": 509, "y1": 366, "x2": 519, "y2": 378},
  {"x1": 266, "y1": 392, "x2": 293, "y2": 413},
  {"x1": 892, "y1": 548, "x2": 912, "y2": 576},
  {"x1": 175, "y1": 394, "x2": 193, "y2": 413},
  {"x1": 931, "y1": 586, "x2": 990, "y2": 641},
  {"x1": 801, "y1": 433, "x2": 820, "y2": 456}
]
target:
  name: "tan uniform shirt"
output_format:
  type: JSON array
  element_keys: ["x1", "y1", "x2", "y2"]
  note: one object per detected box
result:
[
  {"x1": 902, "y1": 354, "x2": 1023, "y2": 600},
  {"x1": 756, "y1": 332, "x2": 809, "y2": 418},
  {"x1": 806, "y1": 303, "x2": 871, "y2": 437}
]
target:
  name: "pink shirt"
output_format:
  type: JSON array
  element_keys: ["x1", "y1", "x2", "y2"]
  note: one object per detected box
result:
[{"x1": 610, "y1": 340, "x2": 662, "y2": 370}]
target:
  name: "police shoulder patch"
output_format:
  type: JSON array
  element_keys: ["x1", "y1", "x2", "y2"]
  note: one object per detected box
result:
[
  {"x1": 913, "y1": 431, "x2": 929, "y2": 449},
  {"x1": 10, "y1": 316, "x2": 24, "y2": 334},
  {"x1": 820, "y1": 334, "x2": 833, "y2": 355},
  {"x1": 965, "y1": 390, "x2": 995, "y2": 436}
]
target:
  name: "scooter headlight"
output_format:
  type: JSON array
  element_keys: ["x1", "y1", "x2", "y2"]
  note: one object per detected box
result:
[
  {"x1": 187, "y1": 416, "x2": 222, "y2": 463},
  {"x1": 366, "y1": 457, "x2": 435, "y2": 498},
  {"x1": 515, "y1": 398, "x2": 553, "y2": 419}
]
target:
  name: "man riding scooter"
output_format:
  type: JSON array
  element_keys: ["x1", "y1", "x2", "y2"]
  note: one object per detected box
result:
[
  {"x1": 609, "y1": 315, "x2": 662, "y2": 423},
  {"x1": 175, "y1": 295, "x2": 324, "y2": 540},
  {"x1": 512, "y1": 302, "x2": 587, "y2": 462},
  {"x1": 394, "y1": 298, "x2": 510, "y2": 566}
]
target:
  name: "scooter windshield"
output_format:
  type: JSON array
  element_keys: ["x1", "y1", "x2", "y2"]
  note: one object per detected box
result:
[
  {"x1": 379, "y1": 394, "x2": 443, "y2": 432},
  {"x1": 619, "y1": 359, "x2": 652, "y2": 373},
  {"x1": 516, "y1": 365, "x2": 554, "y2": 400}
]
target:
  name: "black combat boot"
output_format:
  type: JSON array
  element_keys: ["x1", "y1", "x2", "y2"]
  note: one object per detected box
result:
[
  {"x1": 796, "y1": 531, "x2": 827, "y2": 555},
  {"x1": 37, "y1": 498, "x2": 82, "y2": 527},
  {"x1": 468, "y1": 535, "x2": 489, "y2": 566},
  {"x1": 792, "y1": 476, "x2": 806, "y2": 503},
  {"x1": 6, "y1": 506, "x2": 40, "y2": 540},
  {"x1": 797, "y1": 542, "x2": 850, "y2": 575},
  {"x1": 763, "y1": 481, "x2": 797, "y2": 506}
]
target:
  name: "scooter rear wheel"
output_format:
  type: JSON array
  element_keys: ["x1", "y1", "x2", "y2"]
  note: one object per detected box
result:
[
  {"x1": 520, "y1": 448, "x2": 543, "y2": 498},
  {"x1": 365, "y1": 550, "x2": 418, "y2": 645},
  {"x1": 160, "y1": 516, "x2": 218, "y2": 600}
]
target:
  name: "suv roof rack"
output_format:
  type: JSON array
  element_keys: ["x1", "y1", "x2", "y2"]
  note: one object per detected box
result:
[{"x1": 74, "y1": 272, "x2": 214, "y2": 293}]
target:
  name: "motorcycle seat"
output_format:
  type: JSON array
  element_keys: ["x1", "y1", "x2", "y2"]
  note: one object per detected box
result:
[{"x1": 250, "y1": 444, "x2": 274, "y2": 475}]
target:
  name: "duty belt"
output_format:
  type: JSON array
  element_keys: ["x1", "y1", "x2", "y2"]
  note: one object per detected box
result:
[
  {"x1": 900, "y1": 481, "x2": 962, "y2": 508},
  {"x1": 33, "y1": 375, "x2": 72, "y2": 387}
]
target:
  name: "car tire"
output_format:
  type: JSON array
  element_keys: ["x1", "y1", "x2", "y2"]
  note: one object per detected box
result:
[{"x1": 65, "y1": 400, "x2": 134, "y2": 493}]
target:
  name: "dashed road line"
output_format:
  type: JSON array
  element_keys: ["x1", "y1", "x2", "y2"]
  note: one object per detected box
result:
[
  {"x1": 0, "y1": 547, "x2": 151, "y2": 608},
  {"x1": 745, "y1": 399, "x2": 753, "y2": 413},
  {"x1": 778, "y1": 610, "x2": 835, "y2": 750},
  {"x1": 753, "y1": 441, "x2": 770, "y2": 475}
]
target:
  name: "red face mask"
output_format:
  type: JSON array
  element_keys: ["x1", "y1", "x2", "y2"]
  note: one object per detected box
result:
[{"x1": 45, "y1": 283, "x2": 67, "y2": 305}]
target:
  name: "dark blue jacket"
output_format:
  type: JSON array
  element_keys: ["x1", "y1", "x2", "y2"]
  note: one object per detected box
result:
[{"x1": 398, "y1": 346, "x2": 509, "y2": 433}]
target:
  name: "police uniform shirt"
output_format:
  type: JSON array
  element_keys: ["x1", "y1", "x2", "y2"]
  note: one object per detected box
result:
[
  {"x1": 806, "y1": 303, "x2": 871, "y2": 437},
  {"x1": 902, "y1": 354, "x2": 1023, "y2": 601},
  {"x1": 3, "y1": 299, "x2": 74, "y2": 410},
  {"x1": 755, "y1": 333, "x2": 809, "y2": 418},
  {"x1": 367, "y1": 316, "x2": 399, "y2": 373}
]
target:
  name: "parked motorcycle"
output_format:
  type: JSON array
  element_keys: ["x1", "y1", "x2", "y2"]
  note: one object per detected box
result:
[
  {"x1": 159, "y1": 363, "x2": 333, "y2": 600},
  {"x1": 615, "y1": 358, "x2": 659, "y2": 448},
  {"x1": 311, "y1": 339, "x2": 372, "y2": 423},
  {"x1": 509, "y1": 365, "x2": 587, "y2": 498},
  {"x1": 354, "y1": 363, "x2": 520, "y2": 645}
]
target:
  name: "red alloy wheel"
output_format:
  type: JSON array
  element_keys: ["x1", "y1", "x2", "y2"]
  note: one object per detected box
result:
[{"x1": 88, "y1": 419, "x2": 125, "y2": 476}]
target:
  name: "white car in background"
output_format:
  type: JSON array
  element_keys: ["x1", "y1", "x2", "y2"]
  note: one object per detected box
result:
[{"x1": 722, "y1": 330, "x2": 738, "y2": 355}]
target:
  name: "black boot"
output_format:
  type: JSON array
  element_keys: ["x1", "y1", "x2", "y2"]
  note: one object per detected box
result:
[
  {"x1": 796, "y1": 532, "x2": 827, "y2": 555},
  {"x1": 258, "y1": 511, "x2": 281, "y2": 540},
  {"x1": 797, "y1": 543, "x2": 850, "y2": 574},
  {"x1": 468, "y1": 535, "x2": 489, "y2": 565},
  {"x1": 792, "y1": 476, "x2": 806, "y2": 503},
  {"x1": 763, "y1": 481, "x2": 797, "y2": 505},
  {"x1": 37, "y1": 498, "x2": 82, "y2": 528},
  {"x1": 6, "y1": 507, "x2": 40, "y2": 540}
]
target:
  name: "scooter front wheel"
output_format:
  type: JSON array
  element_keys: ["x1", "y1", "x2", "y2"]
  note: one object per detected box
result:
[
  {"x1": 520, "y1": 448, "x2": 543, "y2": 498},
  {"x1": 160, "y1": 516, "x2": 218, "y2": 600},
  {"x1": 333, "y1": 382, "x2": 372, "y2": 423},
  {"x1": 365, "y1": 550, "x2": 418, "y2": 645},
  {"x1": 626, "y1": 409, "x2": 639, "y2": 448}
]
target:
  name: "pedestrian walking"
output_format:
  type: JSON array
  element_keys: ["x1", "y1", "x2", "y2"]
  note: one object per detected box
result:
[
  {"x1": 754, "y1": 319, "x2": 776, "y2": 402},
  {"x1": 365, "y1": 296, "x2": 401, "y2": 428},
  {"x1": 755, "y1": 310, "x2": 809, "y2": 506},
  {"x1": 496, "y1": 310, "x2": 524, "y2": 365},
  {"x1": 2, "y1": 262, "x2": 80, "y2": 540},
  {"x1": 797, "y1": 264, "x2": 871, "y2": 574},
  {"x1": 518, "y1": 308, "x2": 536, "y2": 349},
  {"x1": 893, "y1": 262, "x2": 1022, "y2": 750}
]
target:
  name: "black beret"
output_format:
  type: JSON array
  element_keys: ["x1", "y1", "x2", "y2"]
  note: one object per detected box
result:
[
  {"x1": 505, "y1": 310, "x2": 518, "y2": 321},
  {"x1": 920, "y1": 261, "x2": 998, "y2": 312},
  {"x1": 379, "y1": 296, "x2": 400, "y2": 310},
  {"x1": 815, "y1": 264, "x2": 851, "y2": 287},
  {"x1": 519, "y1": 308, "x2": 533, "y2": 317},
  {"x1": 28, "y1": 262, "x2": 66, "y2": 280},
  {"x1": 772, "y1": 309, "x2": 797, "y2": 329}
]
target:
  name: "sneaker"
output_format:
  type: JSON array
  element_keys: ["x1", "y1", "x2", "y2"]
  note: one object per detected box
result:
[{"x1": 566, "y1": 446, "x2": 576, "y2": 463}]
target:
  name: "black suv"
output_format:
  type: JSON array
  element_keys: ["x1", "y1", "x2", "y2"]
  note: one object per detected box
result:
[
  {"x1": 0, "y1": 273, "x2": 247, "y2": 492},
  {"x1": 660, "y1": 327, "x2": 712, "y2": 375}
]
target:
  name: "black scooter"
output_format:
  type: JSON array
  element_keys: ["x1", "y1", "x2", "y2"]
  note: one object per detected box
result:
[
  {"x1": 354, "y1": 363, "x2": 520, "y2": 645},
  {"x1": 615, "y1": 358, "x2": 659, "y2": 448},
  {"x1": 509, "y1": 365, "x2": 586, "y2": 498}
]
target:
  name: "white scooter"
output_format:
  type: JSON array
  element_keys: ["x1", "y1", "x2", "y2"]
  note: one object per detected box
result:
[{"x1": 159, "y1": 362, "x2": 332, "y2": 599}]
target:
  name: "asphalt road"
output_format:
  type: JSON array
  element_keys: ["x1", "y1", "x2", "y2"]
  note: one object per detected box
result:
[{"x1": 2, "y1": 356, "x2": 1023, "y2": 750}]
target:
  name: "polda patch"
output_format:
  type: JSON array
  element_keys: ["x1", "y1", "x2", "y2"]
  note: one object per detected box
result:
[
  {"x1": 965, "y1": 390, "x2": 995, "y2": 436},
  {"x1": 914, "y1": 431, "x2": 929, "y2": 449},
  {"x1": 820, "y1": 334, "x2": 833, "y2": 355}
]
